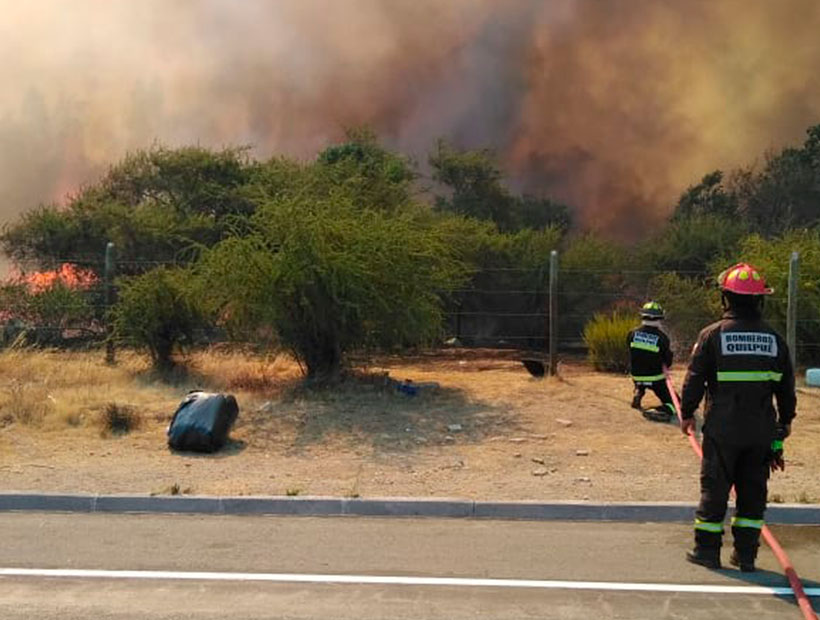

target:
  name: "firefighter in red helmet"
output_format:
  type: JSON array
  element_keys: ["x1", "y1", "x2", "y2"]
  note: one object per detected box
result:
[{"x1": 681, "y1": 263, "x2": 796, "y2": 571}]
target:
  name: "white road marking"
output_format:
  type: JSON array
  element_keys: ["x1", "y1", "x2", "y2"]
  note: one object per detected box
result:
[{"x1": 1, "y1": 568, "x2": 818, "y2": 597}]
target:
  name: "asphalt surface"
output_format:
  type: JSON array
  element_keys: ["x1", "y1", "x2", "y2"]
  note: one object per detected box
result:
[{"x1": 1, "y1": 513, "x2": 818, "y2": 619}]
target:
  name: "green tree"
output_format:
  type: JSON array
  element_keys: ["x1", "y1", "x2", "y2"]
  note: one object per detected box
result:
[
  {"x1": 430, "y1": 140, "x2": 514, "y2": 229},
  {"x1": 317, "y1": 127, "x2": 416, "y2": 213},
  {"x1": 198, "y1": 163, "x2": 468, "y2": 380},
  {"x1": 732, "y1": 125, "x2": 820, "y2": 235},
  {"x1": 514, "y1": 194, "x2": 572, "y2": 231},
  {"x1": 673, "y1": 170, "x2": 738, "y2": 220},
  {"x1": 2, "y1": 146, "x2": 256, "y2": 272},
  {"x1": 429, "y1": 140, "x2": 572, "y2": 232},
  {"x1": 642, "y1": 214, "x2": 746, "y2": 274}
]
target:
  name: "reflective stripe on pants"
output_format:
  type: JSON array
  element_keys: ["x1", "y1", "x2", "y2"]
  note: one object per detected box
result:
[
  {"x1": 694, "y1": 518, "x2": 723, "y2": 533},
  {"x1": 731, "y1": 516, "x2": 764, "y2": 529}
]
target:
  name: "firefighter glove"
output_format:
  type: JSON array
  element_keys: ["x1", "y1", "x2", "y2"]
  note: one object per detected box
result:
[{"x1": 768, "y1": 439, "x2": 785, "y2": 473}]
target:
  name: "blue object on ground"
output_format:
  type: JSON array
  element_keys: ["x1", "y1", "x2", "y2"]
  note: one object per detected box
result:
[{"x1": 397, "y1": 381, "x2": 419, "y2": 396}]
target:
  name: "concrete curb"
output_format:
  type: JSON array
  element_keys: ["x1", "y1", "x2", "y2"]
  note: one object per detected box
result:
[{"x1": 1, "y1": 493, "x2": 819, "y2": 524}]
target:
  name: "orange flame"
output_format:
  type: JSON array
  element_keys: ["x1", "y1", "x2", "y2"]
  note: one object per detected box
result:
[{"x1": 20, "y1": 263, "x2": 98, "y2": 294}]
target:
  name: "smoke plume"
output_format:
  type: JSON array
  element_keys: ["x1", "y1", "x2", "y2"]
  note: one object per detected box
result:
[{"x1": 2, "y1": 0, "x2": 819, "y2": 240}]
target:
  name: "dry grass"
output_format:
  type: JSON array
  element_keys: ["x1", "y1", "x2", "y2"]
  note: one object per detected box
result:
[
  {"x1": 0, "y1": 347, "x2": 818, "y2": 504},
  {"x1": 0, "y1": 347, "x2": 175, "y2": 432},
  {"x1": 189, "y1": 349, "x2": 301, "y2": 395},
  {"x1": 0, "y1": 346, "x2": 303, "y2": 434}
]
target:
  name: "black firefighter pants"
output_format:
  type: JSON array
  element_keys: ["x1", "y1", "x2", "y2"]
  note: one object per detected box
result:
[
  {"x1": 633, "y1": 380, "x2": 677, "y2": 416},
  {"x1": 694, "y1": 435, "x2": 770, "y2": 561}
]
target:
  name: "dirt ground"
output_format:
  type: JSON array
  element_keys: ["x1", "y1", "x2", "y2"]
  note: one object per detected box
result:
[{"x1": 1, "y1": 348, "x2": 818, "y2": 503}]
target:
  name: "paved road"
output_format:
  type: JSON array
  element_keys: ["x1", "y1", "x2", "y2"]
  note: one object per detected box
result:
[{"x1": 0, "y1": 513, "x2": 818, "y2": 619}]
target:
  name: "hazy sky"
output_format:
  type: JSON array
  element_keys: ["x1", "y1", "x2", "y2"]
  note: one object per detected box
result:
[{"x1": 1, "y1": 0, "x2": 819, "y2": 241}]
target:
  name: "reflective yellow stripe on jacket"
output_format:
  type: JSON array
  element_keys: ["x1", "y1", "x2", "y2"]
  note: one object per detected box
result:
[
  {"x1": 716, "y1": 371, "x2": 783, "y2": 382},
  {"x1": 630, "y1": 342, "x2": 660, "y2": 353},
  {"x1": 632, "y1": 373, "x2": 665, "y2": 382}
]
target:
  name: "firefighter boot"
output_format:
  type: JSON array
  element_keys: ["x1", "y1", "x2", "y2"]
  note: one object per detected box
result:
[
  {"x1": 631, "y1": 386, "x2": 644, "y2": 410},
  {"x1": 729, "y1": 550, "x2": 756, "y2": 572},
  {"x1": 686, "y1": 550, "x2": 722, "y2": 569},
  {"x1": 687, "y1": 530, "x2": 722, "y2": 569},
  {"x1": 643, "y1": 407, "x2": 673, "y2": 423},
  {"x1": 730, "y1": 525, "x2": 760, "y2": 572}
]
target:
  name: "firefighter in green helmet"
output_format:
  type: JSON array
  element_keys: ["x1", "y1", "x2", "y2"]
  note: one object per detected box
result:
[
  {"x1": 681, "y1": 263, "x2": 796, "y2": 572},
  {"x1": 627, "y1": 301, "x2": 677, "y2": 422}
]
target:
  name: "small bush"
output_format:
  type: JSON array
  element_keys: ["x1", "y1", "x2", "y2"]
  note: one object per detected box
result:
[
  {"x1": 99, "y1": 402, "x2": 140, "y2": 436},
  {"x1": 583, "y1": 310, "x2": 635, "y2": 372},
  {"x1": 112, "y1": 267, "x2": 206, "y2": 370}
]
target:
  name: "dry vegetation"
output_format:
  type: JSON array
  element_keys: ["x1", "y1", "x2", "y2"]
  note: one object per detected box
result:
[{"x1": 1, "y1": 346, "x2": 818, "y2": 504}]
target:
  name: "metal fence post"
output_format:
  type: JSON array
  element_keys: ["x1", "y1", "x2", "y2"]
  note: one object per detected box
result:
[
  {"x1": 787, "y1": 251, "x2": 799, "y2": 369},
  {"x1": 549, "y1": 250, "x2": 558, "y2": 376},
  {"x1": 104, "y1": 242, "x2": 116, "y2": 364}
]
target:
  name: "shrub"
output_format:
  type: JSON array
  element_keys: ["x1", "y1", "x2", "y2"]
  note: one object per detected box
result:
[
  {"x1": 98, "y1": 403, "x2": 140, "y2": 437},
  {"x1": 0, "y1": 263, "x2": 97, "y2": 347},
  {"x1": 583, "y1": 310, "x2": 635, "y2": 372},
  {"x1": 111, "y1": 267, "x2": 205, "y2": 369}
]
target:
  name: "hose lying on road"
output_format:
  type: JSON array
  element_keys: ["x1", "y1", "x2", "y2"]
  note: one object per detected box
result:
[{"x1": 664, "y1": 368, "x2": 818, "y2": 620}]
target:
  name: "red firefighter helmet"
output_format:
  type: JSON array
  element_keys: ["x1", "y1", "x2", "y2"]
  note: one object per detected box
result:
[{"x1": 717, "y1": 263, "x2": 773, "y2": 295}]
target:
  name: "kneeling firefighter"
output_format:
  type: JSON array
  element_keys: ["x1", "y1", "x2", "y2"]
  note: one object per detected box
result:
[
  {"x1": 627, "y1": 301, "x2": 677, "y2": 422},
  {"x1": 680, "y1": 263, "x2": 796, "y2": 571}
]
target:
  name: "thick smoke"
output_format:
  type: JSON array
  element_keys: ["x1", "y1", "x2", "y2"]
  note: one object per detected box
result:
[{"x1": 1, "y1": 0, "x2": 819, "y2": 240}]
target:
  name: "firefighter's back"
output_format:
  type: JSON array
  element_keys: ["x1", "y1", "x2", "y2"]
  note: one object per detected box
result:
[{"x1": 701, "y1": 315, "x2": 787, "y2": 445}]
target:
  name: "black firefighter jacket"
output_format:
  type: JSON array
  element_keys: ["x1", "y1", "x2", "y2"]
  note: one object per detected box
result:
[
  {"x1": 680, "y1": 310, "x2": 796, "y2": 445},
  {"x1": 627, "y1": 324, "x2": 673, "y2": 382}
]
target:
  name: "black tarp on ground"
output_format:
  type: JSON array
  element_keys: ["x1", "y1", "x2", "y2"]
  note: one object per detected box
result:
[{"x1": 167, "y1": 391, "x2": 239, "y2": 453}]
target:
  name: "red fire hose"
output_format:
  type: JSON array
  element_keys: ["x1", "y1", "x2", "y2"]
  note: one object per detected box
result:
[{"x1": 664, "y1": 369, "x2": 818, "y2": 620}]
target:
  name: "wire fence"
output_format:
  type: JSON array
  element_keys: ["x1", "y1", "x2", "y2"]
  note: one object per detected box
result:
[{"x1": 2, "y1": 251, "x2": 819, "y2": 367}]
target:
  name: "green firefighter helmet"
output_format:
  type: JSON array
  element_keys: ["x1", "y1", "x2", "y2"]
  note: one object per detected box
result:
[{"x1": 640, "y1": 300, "x2": 665, "y2": 320}]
